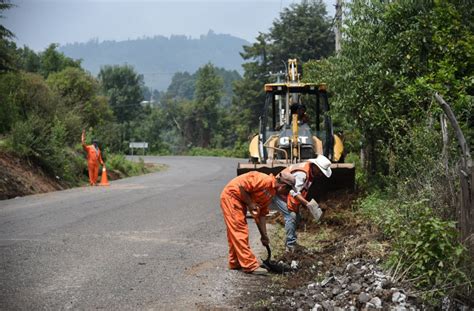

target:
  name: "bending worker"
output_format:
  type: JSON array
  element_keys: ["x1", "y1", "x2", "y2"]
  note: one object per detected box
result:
[
  {"x1": 81, "y1": 129, "x2": 104, "y2": 186},
  {"x1": 274, "y1": 155, "x2": 332, "y2": 252},
  {"x1": 220, "y1": 171, "x2": 296, "y2": 274}
]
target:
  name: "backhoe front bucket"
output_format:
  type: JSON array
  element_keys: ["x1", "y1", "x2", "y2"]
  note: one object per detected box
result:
[{"x1": 237, "y1": 162, "x2": 355, "y2": 200}]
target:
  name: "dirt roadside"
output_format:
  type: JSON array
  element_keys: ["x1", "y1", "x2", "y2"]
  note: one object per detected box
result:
[
  {"x1": 2, "y1": 152, "x2": 468, "y2": 309},
  {"x1": 0, "y1": 150, "x2": 413, "y2": 309},
  {"x1": 0, "y1": 151, "x2": 65, "y2": 200},
  {"x1": 230, "y1": 192, "x2": 426, "y2": 310},
  {"x1": 0, "y1": 151, "x2": 143, "y2": 200}
]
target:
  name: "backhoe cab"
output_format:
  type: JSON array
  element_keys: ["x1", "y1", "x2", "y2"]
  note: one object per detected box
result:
[{"x1": 237, "y1": 59, "x2": 355, "y2": 196}]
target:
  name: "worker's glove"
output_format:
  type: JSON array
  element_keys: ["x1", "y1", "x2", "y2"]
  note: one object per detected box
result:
[
  {"x1": 260, "y1": 235, "x2": 269, "y2": 246},
  {"x1": 307, "y1": 199, "x2": 322, "y2": 221},
  {"x1": 248, "y1": 203, "x2": 260, "y2": 218}
]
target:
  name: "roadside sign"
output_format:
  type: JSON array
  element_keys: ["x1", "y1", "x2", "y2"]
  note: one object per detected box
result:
[
  {"x1": 129, "y1": 142, "x2": 148, "y2": 148},
  {"x1": 129, "y1": 142, "x2": 148, "y2": 155}
]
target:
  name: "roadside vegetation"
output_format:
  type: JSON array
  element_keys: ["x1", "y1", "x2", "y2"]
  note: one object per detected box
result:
[
  {"x1": 301, "y1": 1, "x2": 473, "y2": 304},
  {"x1": 0, "y1": 4, "x2": 161, "y2": 187},
  {"x1": 1, "y1": 0, "x2": 472, "y2": 307},
  {"x1": 0, "y1": 44, "x2": 158, "y2": 187},
  {"x1": 235, "y1": 0, "x2": 473, "y2": 308}
]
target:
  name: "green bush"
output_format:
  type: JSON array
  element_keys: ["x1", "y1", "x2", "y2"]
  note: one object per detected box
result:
[
  {"x1": 359, "y1": 193, "x2": 469, "y2": 300},
  {"x1": 106, "y1": 154, "x2": 147, "y2": 177},
  {"x1": 7, "y1": 116, "x2": 82, "y2": 184},
  {"x1": 344, "y1": 152, "x2": 368, "y2": 190},
  {"x1": 7, "y1": 116, "x2": 44, "y2": 158}
]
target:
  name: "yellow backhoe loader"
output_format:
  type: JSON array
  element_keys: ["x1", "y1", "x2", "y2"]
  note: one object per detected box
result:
[{"x1": 237, "y1": 59, "x2": 355, "y2": 198}]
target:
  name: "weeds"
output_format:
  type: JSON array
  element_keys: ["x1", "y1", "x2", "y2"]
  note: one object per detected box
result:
[
  {"x1": 358, "y1": 193, "x2": 470, "y2": 302},
  {"x1": 107, "y1": 154, "x2": 148, "y2": 177},
  {"x1": 6, "y1": 116, "x2": 82, "y2": 185},
  {"x1": 298, "y1": 226, "x2": 336, "y2": 253},
  {"x1": 7, "y1": 118, "x2": 157, "y2": 186}
]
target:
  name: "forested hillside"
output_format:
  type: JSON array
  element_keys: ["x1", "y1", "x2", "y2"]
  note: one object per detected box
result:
[{"x1": 59, "y1": 30, "x2": 248, "y2": 91}]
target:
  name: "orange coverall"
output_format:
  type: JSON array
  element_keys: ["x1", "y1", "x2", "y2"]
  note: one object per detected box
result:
[
  {"x1": 82, "y1": 144, "x2": 104, "y2": 185},
  {"x1": 220, "y1": 171, "x2": 276, "y2": 272}
]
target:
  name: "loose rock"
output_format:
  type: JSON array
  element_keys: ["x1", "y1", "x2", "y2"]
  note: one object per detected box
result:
[
  {"x1": 264, "y1": 258, "x2": 422, "y2": 310},
  {"x1": 358, "y1": 292, "x2": 371, "y2": 303},
  {"x1": 369, "y1": 296, "x2": 382, "y2": 309}
]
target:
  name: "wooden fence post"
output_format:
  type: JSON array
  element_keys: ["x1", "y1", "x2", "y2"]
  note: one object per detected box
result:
[{"x1": 434, "y1": 93, "x2": 473, "y2": 257}]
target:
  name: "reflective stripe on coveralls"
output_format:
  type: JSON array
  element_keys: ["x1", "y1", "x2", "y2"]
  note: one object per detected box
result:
[
  {"x1": 83, "y1": 145, "x2": 104, "y2": 185},
  {"x1": 281, "y1": 162, "x2": 314, "y2": 212},
  {"x1": 220, "y1": 171, "x2": 276, "y2": 272}
]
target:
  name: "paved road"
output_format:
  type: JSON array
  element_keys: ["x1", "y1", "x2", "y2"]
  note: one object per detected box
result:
[{"x1": 0, "y1": 156, "x2": 262, "y2": 310}]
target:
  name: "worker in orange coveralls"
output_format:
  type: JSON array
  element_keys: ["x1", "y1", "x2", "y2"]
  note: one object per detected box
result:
[
  {"x1": 81, "y1": 129, "x2": 104, "y2": 186},
  {"x1": 220, "y1": 171, "x2": 296, "y2": 274}
]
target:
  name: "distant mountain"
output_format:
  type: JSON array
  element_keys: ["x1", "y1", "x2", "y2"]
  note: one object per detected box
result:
[{"x1": 59, "y1": 30, "x2": 249, "y2": 91}]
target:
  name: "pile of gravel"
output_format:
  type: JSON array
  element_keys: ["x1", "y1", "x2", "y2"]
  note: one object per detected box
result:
[{"x1": 266, "y1": 258, "x2": 421, "y2": 310}]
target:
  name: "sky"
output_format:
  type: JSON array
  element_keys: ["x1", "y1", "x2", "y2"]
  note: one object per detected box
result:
[{"x1": 4, "y1": 0, "x2": 336, "y2": 51}]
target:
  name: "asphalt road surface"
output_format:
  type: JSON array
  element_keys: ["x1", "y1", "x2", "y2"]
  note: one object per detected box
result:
[{"x1": 0, "y1": 156, "x2": 264, "y2": 310}]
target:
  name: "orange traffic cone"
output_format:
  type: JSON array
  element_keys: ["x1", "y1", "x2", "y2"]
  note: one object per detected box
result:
[{"x1": 99, "y1": 166, "x2": 110, "y2": 186}]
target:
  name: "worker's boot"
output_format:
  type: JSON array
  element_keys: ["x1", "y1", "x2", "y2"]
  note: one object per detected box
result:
[
  {"x1": 247, "y1": 267, "x2": 268, "y2": 275},
  {"x1": 285, "y1": 243, "x2": 304, "y2": 253}
]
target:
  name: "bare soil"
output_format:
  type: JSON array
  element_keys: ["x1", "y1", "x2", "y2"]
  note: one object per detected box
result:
[
  {"x1": 230, "y1": 191, "x2": 416, "y2": 310},
  {"x1": 0, "y1": 150, "x2": 152, "y2": 200},
  {"x1": 0, "y1": 151, "x2": 65, "y2": 200}
]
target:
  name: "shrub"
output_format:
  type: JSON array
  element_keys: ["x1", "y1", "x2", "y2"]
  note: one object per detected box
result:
[
  {"x1": 106, "y1": 154, "x2": 147, "y2": 177},
  {"x1": 7, "y1": 116, "x2": 44, "y2": 157},
  {"x1": 345, "y1": 152, "x2": 368, "y2": 191},
  {"x1": 7, "y1": 116, "x2": 81, "y2": 184},
  {"x1": 358, "y1": 193, "x2": 469, "y2": 301}
]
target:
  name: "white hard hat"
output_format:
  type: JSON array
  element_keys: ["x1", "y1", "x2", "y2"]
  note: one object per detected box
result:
[{"x1": 307, "y1": 155, "x2": 332, "y2": 178}]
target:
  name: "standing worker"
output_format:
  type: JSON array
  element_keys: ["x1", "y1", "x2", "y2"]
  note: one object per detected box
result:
[
  {"x1": 81, "y1": 129, "x2": 104, "y2": 186},
  {"x1": 274, "y1": 155, "x2": 332, "y2": 252},
  {"x1": 220, "y1": 171, "x2": 296, "y2": 274}
]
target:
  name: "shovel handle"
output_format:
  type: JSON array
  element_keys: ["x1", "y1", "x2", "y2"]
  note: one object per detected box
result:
[
  {"x1": 254, "y1": 219, "x2": 272, "y2": 261},
  {"x1": 265, "y1": 245, "x2": 272, "y2": 261}
]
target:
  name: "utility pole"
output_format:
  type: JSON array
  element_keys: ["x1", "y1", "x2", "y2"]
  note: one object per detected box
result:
[{"x1": 335, "y1": 0, "x2": 342, "y2": 54}]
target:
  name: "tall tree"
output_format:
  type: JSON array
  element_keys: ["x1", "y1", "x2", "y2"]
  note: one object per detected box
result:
[
  {"x1": 190, "y1": 63, "x2": 223, "y2": 147},
  {"x1": 305, "y1": 0, "x2": 474, "y2": 178},
  {"x1": 231, "y1": 33, "x2": 270, "y2": 143},
  {"x1": 98, "y1": 65, "x2": 144, "y2": 123},
  {"x1": 0, "y1": 0, "x2": 15, "y2": 72},
  {"x1": 166, "y1": 68, "x2": 241, "y2": 106},
  {"x1": 16, "y1": 46, "x2": 41, "y2": 72},
  {"x1": 268, "y1": 0, "x2": 334, "y2": 71},
  {"x1": 46, "y1": 67, "x2": 114, "y2": 134},
  {"x1": 232, "y1": 1, "x2": 334, "y2": 146},
  {"x1": 39, "y1": 44, "x2": 82, "y2": 78},
  {"x1": 166, "y1": 72, "x2": 195, "y2": 100}
]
